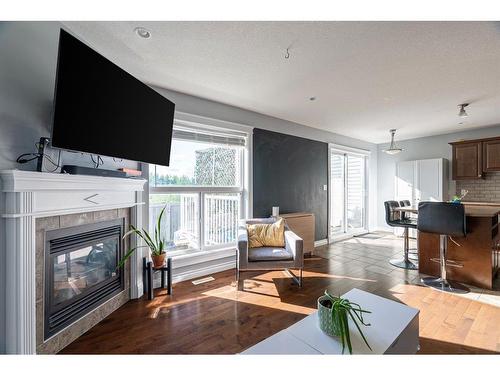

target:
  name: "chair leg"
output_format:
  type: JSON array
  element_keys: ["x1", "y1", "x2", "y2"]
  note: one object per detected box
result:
[
  {"x1": 236, "y1": 254, "x2": 244, "y2": 290},
  {"x1": 237, "y1": 270, "x2": 244, "y2": 291},
  {"x1": 285, "y1": 268, "x2": 302, "y2": 287}
]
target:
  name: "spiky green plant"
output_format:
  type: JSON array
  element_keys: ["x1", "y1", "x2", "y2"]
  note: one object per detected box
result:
[
  {"x1": 322, "y1": 290, "x2": 372, "y2": 354},
  {"x1": 117, "y1": 205, "x2": 167, "y2": 269}
]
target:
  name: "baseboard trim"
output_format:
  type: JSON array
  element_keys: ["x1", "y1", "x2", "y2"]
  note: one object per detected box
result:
[
  {"x1": 372, "y1": 227, "x2": 392, "y2": 233},
  {"x1": 170, "y1": 247, "x2": 236, "y2": 269},
  {"x1": 171, "y1": 260, "x2": 235, "y2": 284},
  {"x1": 314, "y1": 239, "x2": 328, "y2": 247}
]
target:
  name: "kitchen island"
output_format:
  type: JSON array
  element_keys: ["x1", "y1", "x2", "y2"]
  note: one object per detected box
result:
[{"x1": 418, "y1": 204, "x2": 500, "y2": 289}]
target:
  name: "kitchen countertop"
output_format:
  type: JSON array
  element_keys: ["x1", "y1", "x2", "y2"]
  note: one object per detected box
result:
[
  {"x1": 463, "y1": 205, "x2": 500, "y2": 217},
  {"x1": 461, "y1": 201, "x2": 500, "y2": 206},
  {"x1": 396, "y1": 205, "x2": 500, "y2": 217}
]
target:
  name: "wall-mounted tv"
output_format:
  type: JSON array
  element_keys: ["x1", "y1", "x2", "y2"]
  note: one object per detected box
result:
[{"x1": 51, "y1": 29, "x2": 174, "y2": 166}]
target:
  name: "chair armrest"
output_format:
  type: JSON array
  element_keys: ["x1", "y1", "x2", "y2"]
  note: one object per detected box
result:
[
  {"x1": 285, "y1": 229, "x2": 303, "y2": 266},
  {"x1": 237, "y1": 226, "x2": 249, "y2": 267}
]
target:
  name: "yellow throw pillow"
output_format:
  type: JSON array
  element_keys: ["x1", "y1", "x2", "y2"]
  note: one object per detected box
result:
[{"x1": 247, "y1": 218, "x2": 285, "y2": 248}]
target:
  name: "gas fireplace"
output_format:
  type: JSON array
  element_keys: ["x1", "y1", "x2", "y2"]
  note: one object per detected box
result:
[{"x1": 44, "y1": 219, "x2": 125, "y2": 339}]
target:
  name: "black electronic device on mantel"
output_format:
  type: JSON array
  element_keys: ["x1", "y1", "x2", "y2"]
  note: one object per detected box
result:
[
  {"x1": 61, "y1": 165, "x2": 127, "y2": 178},
  {"x1": 51, "y1": 29, "x2": 175, "y2": 168}
]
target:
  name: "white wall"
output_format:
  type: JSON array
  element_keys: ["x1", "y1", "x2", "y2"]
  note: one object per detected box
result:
[{"x1": 377, "y1": 124, "x2": 500, "y2": 229}]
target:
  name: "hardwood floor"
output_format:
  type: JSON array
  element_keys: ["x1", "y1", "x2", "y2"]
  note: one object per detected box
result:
[{"x1": 61, "y1": 232, "x2": 500, "y2": 354}]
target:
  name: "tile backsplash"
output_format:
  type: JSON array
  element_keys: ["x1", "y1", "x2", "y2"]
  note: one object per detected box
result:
[{"x1": 456, "y1": 172, "x2": 500, "y2": 202}]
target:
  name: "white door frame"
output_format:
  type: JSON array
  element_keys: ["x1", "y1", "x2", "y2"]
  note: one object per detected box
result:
[{"x1": 328, "y1": 144, "x2": 370, "y2": 243}]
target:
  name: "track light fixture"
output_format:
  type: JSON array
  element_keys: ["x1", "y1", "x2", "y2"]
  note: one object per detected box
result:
[{"x1": 458, "y1": 103, "x2": 469, "y2": 118}]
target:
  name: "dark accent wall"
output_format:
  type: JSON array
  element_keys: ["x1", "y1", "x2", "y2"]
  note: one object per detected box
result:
[{"x1": 253, "y1": 128, "x2": 328, "y2": 241}]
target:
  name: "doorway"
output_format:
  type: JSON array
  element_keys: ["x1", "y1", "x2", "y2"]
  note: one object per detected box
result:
[{"x1": 329, "y1": 145, "x2": 369, "y2": 241}]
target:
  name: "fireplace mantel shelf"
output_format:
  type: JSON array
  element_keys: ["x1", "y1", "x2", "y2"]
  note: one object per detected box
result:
[
  {"x1": 1, "y1": 170, "x2": 147, "y2": 219},
  {"x1": 0, "y1": 169, "x2": 147, "y2": 354},
  {"x1": 0, "y1": 169, "x2": 146, "y2": 192}
]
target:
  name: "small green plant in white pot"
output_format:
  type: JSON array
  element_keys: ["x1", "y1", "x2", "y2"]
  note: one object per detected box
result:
[
  {"x1": 118, "y1": 206, "x2": 167, "y2": 269},
  {"x1": 318, "y1": 290, "x2": 372, "y2": 354}
]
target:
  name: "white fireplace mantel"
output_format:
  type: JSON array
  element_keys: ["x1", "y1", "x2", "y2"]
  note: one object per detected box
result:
[{"x1": 0, "y1": 170, "x2": 147, "y2": 354}]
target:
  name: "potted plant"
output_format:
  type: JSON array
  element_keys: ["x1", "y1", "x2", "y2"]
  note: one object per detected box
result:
[
  {"x1": 318, "y1": 290, "x2": 372, "y2": 354},
  {"x1": 118, "y1": 206, "x2": 167, "y2": 269},
  {"x1": 451, "y1": 189, "x2": 468, "y2": 204}
]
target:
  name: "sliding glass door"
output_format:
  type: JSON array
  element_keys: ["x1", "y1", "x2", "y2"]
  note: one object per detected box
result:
[
  {"x1": 330, "y1": 146, "x2": 368, "y2": 241},
  {"x1": 346, "y1": 154, "x2": 365, "y2": 232},
  {"x1": 330, "y1": 153, "x2": 345, "y2": 237}
]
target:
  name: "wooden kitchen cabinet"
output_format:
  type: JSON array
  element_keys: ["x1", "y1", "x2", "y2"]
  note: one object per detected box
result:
[
  {"x1": 483, "y1": 139, "x2": 500, "y2": 171},
  {"x1": 450, "y1": 140, "x2": 483, "y2": 180}
]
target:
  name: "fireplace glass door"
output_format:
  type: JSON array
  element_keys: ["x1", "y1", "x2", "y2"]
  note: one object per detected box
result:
[
  {"x1": 52, "y1": 238, "x2": 119, "y2": 306},
  {"x1": 45, "y1": 219, "x2": 124, "y2": 339}
]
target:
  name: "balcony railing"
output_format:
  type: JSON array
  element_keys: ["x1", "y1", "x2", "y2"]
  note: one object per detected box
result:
[
  {"x1": 150, "y1": 202, "x2": 186, "y2": 249},
  {"x1": 204, "y1": 194, "x2": 239, "y2": 246},
  {"x1": 150, "y1": 193, "x2": 240, "y2": 250}
]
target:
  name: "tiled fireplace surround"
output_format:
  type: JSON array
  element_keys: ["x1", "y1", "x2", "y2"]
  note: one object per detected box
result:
[
  {"x1": 0, "y1": 170, "x2": 146, "y2": 354},
  {"x1": 35, "y1": 208, "x2": 131, "y2": 354}
]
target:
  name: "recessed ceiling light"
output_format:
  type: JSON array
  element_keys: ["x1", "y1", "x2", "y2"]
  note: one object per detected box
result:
[
  {"x1": 134, "y1": 27, "x2": 151, "y2": 39},
  {"x1": 309, "y1": 97, "x2": 316, "y2": 101}
]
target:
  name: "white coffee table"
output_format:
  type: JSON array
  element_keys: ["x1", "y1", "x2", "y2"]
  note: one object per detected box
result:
[{"x1": 242, "y1": 288, "x2": 419, "y2": 354}]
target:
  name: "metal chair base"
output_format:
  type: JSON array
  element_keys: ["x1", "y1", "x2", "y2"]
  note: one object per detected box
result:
[
  {"x1": 421, "y1": 277, "x2": 469, "y2": 294},
  {"x1": 391, "y1": 226, "x2": 418, "y2": 270},
  {"x1": 389, "y1": 258, "x2": 418, "y2": 270}
]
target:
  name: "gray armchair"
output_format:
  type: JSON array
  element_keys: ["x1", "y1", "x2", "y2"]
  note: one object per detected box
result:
[{"x1": 236, "y1": 218, "x2": 304, "y2": 291}]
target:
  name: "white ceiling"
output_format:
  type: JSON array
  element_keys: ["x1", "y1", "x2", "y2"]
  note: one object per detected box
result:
[{"x1": 63, "y1": 21, "x2": 500, "y2": 144}]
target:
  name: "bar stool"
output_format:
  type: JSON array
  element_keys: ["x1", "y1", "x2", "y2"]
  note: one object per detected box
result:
[
  {"x1": 399, "y1": 200, "x2": 411, "y2": 208},
  {"x1": 384, "y1": 201, "x2": 418, "y2": 270},
  {"x1": 399, "y1": 200, "x2": 418, "y2": 260},
  {"x1": 417, "y1": 201, "x2": 469, "y2": 293}
]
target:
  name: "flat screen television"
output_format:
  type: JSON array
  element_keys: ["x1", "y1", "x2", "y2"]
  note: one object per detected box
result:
[{"x1": 51, "y1": 29, "x2": 175, "y2": 166}]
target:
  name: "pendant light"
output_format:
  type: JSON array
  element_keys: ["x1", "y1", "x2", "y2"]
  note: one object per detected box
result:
[{"x1": 383, "y1": 129, "x2": 403, "y2": 155}]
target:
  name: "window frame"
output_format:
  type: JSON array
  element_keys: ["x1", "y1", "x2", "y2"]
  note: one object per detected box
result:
[{"x1": 148, "y1": 113, "x2": 252, "y2": 256}]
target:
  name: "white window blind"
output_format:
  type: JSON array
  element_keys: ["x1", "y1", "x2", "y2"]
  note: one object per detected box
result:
[{"x1": 172, "y1": 126, "x2": 246, "y2": 147}]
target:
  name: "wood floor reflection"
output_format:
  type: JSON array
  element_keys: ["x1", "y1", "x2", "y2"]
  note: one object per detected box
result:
[{"x1": 61, "y1": 232, "x2": 500, "y2": 354}]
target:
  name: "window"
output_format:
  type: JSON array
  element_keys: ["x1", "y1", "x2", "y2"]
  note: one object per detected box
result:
[
  {"x1": 150, "y1": 193, "x2": 200, "y2": 250},
  {"x1": 149, "y1": 123, "x2": 248, "y2": 254}
]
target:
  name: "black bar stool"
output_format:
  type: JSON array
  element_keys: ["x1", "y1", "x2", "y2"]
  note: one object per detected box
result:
[
  {"x1": 384, "y1": 201, "x2": 418, "y2": 270},
  {"x1": 399, "y1": 200, "x2": 411, "y2": 208},
  {"x1": 399, "y1": 200, "x2": 418, "y2": 260},
  {"x1": 417, "y1": 201, "x2": 469, "y2": 293}
]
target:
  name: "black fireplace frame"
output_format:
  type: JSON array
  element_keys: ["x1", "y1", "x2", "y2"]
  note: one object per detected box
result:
[{"x1": 44, "y1": 218, "x2": 125, "y2": 340}]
